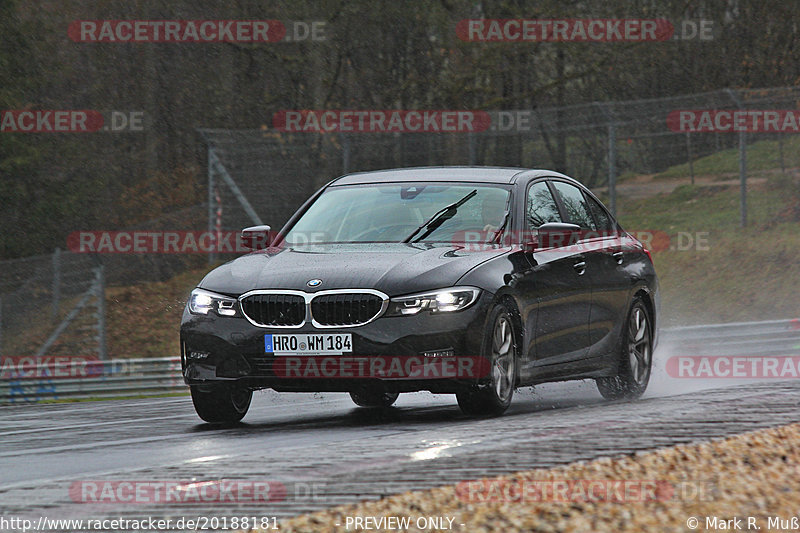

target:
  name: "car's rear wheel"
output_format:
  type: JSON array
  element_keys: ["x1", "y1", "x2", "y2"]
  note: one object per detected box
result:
[
  {"x1": 596, "y1": 297, "x2": 653, "y2": 400},
  {"x1": 190, "y1": 385, "x2": 252, "y2": 424},
  {"x1": 456, "y1": 303, "x2": 517, "y2": 416},
  {"x1": 349, "y1": 389, "x2": 399, "y2": 408}
]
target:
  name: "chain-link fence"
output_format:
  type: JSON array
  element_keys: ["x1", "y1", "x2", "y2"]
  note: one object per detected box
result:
[
  {"x1": 4, "y1": 85, "x2": 800, "y2": 360},
  {"x1": 0, "y1": 251, "x2": 101, "y2": 358},
  {"x1": 203, "y1": 86, "x2": 800, "y2": 237},
  {"x1": 98, "y1": 204, "x2": 208, "y2": 285},
  {"x1": 0, "y1": 204, "x2": 208, "y2": 359}
]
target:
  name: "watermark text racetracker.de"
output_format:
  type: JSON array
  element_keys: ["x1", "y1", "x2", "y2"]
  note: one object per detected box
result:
[
  {"x1": 456, "y1": 478, "x2": 715, "y2": 503},
  {"x1": 667, "y1": 356, "x2": 800, "y2": 379},
  {"x1": 272, "y1": 355, "x2": 490, "y2": 380},
  {"x1": 68, "y1": 231, "x2": 258, "y2": 254},
  {"x1": 67, "y1": 229, "x2": 711, "y2": 254},
  {"x1": 455, "y1": 229, "x2": 709, "y2": 254},
  {"x1": 273, "y1": 110, "x2": 491, "y2": 133},
  {"x1": 668, "y1": 109, "x2": 800, "y2": 133},
  {"x1": 0, "y1": 110, "x2": 144, "y2": 133},
  {"x1": 69, "y1": 20, "x2": 327, "y2": 43},
  {"x1": 456, "y1": 18, "x2": 716, "y2": 42},
  {"x1": 0, "y1": 355, "x2": 161, "y2": 380},
  {"x1": 70, "y1": 480, "x2": 285, "y2": 504},
  {"x1": 1, "y1": 355, "x2": 102, "y2": 379}
]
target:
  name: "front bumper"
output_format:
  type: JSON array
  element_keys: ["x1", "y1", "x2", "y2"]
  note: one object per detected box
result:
[{"x1": 179, "y1": 291, "x2": 493, "y2": 393}]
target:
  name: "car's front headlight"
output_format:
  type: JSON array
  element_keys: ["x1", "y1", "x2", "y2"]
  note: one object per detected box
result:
[
  {"x1": 188, "y1": 288, "x2": 238, "y2": 317},
  {"x1": 386, "y1": 287, "x2": 481, "y2": 316}
]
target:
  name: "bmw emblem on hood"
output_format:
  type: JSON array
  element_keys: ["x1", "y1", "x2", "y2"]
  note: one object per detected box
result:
[{"x1": 307, "y1": 279, "x2": 322, "y2": 287}]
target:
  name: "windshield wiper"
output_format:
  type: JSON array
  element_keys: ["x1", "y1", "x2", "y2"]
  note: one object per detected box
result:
[
  {"x1": 488, "y1": 210, "x2": 511, "y2": 244},
  {"x1": 402, "y1": 189, "x2": 478, "y2": 243}
]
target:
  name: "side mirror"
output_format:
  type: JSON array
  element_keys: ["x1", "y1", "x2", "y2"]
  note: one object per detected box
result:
[
  {"x1": 240, "y1": 225, "x2": 272, "y2": 250},
  {"x1": 526, "y1": 222, "x2": 581, "y2": 251}
]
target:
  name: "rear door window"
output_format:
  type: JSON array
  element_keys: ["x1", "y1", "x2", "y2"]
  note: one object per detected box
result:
[
  {"x1": 551, "y1": 181, "x2": 596, "y2": 230},
  {"x1": 585, "y1": 194, "x2": 615, "y2": 233}
]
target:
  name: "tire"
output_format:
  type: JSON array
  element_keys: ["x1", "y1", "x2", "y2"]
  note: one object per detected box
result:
[
  {"x1": 349, "y1": 390, "x2": 399, "y2": 408},
  {"x1": 596, "y1": 297, "x2": 653, "y2": 400},
  {"x1": 190, "y1": 385, "x2": 252, "y2": 424},
  {"x1": 456, "y1": 303, "x2": 518, "y2": 416}
]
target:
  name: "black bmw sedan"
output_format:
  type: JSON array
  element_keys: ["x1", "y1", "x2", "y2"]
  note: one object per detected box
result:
[{"x1": 180, "y1": 167, "x2": 659, "y2": 423}]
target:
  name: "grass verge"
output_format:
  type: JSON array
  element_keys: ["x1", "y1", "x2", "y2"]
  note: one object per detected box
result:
[
  {"x1": 9, "y1": 161, "x2": 800, "y2": 355},
  {"x1": 616, "y1": 173, "x2": 800, "y2": 326},
  {"x1": 654, "y1": 135, "x2": 800, "y2": 179}
]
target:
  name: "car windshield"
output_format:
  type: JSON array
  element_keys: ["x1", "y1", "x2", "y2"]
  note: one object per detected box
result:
[{"x1": 282, "y1": 183, "x2": 510, "y2": 244}]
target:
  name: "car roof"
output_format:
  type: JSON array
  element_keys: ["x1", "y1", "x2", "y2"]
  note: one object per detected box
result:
[{"x1": 329, "y1": 166, "x2": 578, "y2": 186}]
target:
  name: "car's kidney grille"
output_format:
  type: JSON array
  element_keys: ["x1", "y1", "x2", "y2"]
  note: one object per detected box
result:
[
  {"x1": 311, "y1": 293, "x2": 384, "y2": 326},
  {"x1": 240, "y1": 294, "x2": 306, "y2": 326}
]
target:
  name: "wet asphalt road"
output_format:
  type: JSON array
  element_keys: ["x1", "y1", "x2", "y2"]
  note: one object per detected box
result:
[{"x1": 1, "y1": 331, "x2": 800, "y2": 531}]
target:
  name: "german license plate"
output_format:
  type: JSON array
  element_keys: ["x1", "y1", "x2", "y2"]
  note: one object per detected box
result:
[{"x1": 265, "y1": 333, "x2": 353, "y2": 356}]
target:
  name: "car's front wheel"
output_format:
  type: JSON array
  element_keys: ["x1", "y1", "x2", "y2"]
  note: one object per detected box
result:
[
  {"x1": 190, "y1": 385, "x2": 252, "y2": 424},
  {"x1": 456, "y1": 303, "x2": 518, "y2": 416},
  {"x1": 596, "y1": 297, "x2": 653, "y2": 400},
  {"x1": 349, "y1": 389, "x2": 399, "y2": 408}
]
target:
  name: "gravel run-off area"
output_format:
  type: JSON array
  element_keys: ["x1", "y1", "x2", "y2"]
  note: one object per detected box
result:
[{"x1": 272, "y1": 422, "x2": 800, "y2": 532}]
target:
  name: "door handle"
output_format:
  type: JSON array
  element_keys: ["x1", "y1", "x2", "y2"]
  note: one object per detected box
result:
[
  {"x1": 612, "y1": 251, "x2": 624, "y2": 264},
  {"x1": 573, "y1": 261, "x2": 587, "y2": 275}
]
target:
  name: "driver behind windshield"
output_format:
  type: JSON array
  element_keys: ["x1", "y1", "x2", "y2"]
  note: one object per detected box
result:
[{"x1": 481, "y1": 193, "x2": 507, "y2": 235}]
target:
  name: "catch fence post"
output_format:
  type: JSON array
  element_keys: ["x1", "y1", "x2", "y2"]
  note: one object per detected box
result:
[
  {"x1": 95, "y1": 265, "x2": 107, "y2": 360},
  {"x1": 52, "y1": 247, "x2": 61, "y2": 318}
]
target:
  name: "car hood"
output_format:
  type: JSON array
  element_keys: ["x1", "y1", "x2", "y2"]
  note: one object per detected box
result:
[{"x1": 198, "y1": 243, "x2": 509, "y2": 297}]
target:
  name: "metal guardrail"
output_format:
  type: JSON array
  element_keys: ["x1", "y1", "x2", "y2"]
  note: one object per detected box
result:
[
  {"x1": 0, "y1": 357, "x2": 184, "y2": 404},
  {"x1": 660, "y1": 318, "x2": 800, "y2": 357},
  {"x1": 1, "y1": 318, "x2": 798, "y2": 404}
]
